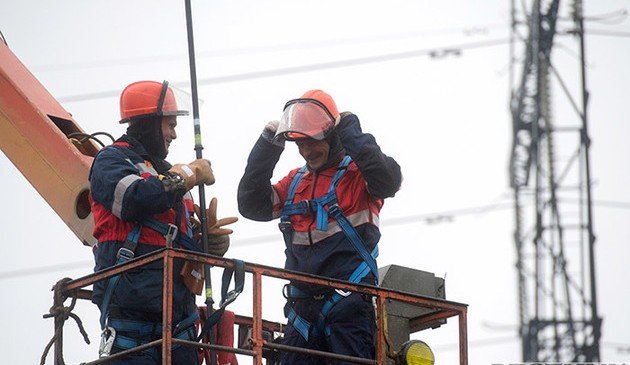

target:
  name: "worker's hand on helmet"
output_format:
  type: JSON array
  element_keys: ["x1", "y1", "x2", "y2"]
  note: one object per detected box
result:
[
  {"x1": 190, "y1": 197, "x2": 238, "y2": 257},
  {"x1": 169, "y1": 159, "x2": 215, "y2": 191},
  {"x1": 261, "y1": 120, "x2": 285, "y2": 147},
  {"x1": 335, "y1": 111, "x2": 353, "y2": 127},
  {"x1": 336, "y1": 111, "x2": 359, "y2": 129},
  {"x1": 335, "y1": 112, "x2": 367, "y2": 158}
]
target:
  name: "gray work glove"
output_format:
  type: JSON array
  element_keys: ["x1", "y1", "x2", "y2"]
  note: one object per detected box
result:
[{"x1": 261, "y1": 120, "x2": 285, "y2": 147}]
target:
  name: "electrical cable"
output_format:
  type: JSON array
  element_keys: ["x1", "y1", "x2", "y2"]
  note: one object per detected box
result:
[
  {"x1": 587, "y1": 29, "x2": 630, "y2": 38},
  {"x1": 0, "y1": 198, "x2": 515, "y2": 280},
  {"x1": 582, "y1": 9, "x2": 628, "y2": 25},
  {"x1": 67, "y1": 132, "x2": 114, "y2": 148},
  {"x1": 30, "y1": 23, "x2": 508, "y2": 73},
  {"x1": 1, "y1": 197, "x2": 627, "y2": 280},
  {"x1": 57, "y1": 38, "x2": 510, "y2": 103}
]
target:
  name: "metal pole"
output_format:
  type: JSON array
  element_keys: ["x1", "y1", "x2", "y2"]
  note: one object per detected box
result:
[
  {"x1": 576, "y1": 1, "x2": 600, "y2": 359},
  {"x1": 162, "y1": 249, "x2": 174, "y2": 364},
  {"x1": 184, "y1": 1, "x2": 217, "y2": 364},
  {"x1": 252, "y1": 272, "x2": 263, "y2": 365}
]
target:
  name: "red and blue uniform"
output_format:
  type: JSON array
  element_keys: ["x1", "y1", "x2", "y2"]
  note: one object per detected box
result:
[
  {"x1": 89, "y1": 135, "x2": 199, "y2": 364},
  {"x1": 237, "y1": 113, "x2": 401, "y2": 364}
]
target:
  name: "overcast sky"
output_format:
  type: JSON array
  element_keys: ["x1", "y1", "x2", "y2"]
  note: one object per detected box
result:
[{"x1": 1, "y1": 1, "x2": 629, "y2": 364}]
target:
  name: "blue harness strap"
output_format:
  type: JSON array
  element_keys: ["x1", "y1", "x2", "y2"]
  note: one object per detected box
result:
[
  {"x1": 140, "y1": 218, "x2": 201, "y2": 252},
  {"x1": 99, "y1": 223, "x2": 142, "y2": 329},
  {"x1": 109, "y1": 311, "x2": 199, "y2": 351},
  {"x1": 280, "y1": 166, "x2": 308, "y2": 219},
  {"x1": 197, "y1": 259, "x2": 245, "y2": 341},
  {"x1": 99, "y1": 211, "x2": 201, "y2": 329},
  {"x1": 280, "y1": 156, "x2": 380, "y2": 341}
]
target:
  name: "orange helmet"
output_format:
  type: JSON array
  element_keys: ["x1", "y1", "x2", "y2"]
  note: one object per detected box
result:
[
  {"x1": 119, "y1": 80, "x2": 189, "y2": 124},
  {"x1": 276, "y1": 89, "x2": 340, "y2": 141}
]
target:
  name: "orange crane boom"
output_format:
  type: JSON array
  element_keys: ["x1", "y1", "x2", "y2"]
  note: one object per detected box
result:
[{"x1": 0, "y1": 41, "x2": 98, "y2": 246}]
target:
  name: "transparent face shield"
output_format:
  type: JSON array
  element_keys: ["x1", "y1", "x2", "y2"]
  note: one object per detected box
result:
[
  {"x1": 275, "y1": 98, "x2": 336, "y2": 141},
  {"x1": 158, "y1": 81, "x2": 191, "y2": 118}
]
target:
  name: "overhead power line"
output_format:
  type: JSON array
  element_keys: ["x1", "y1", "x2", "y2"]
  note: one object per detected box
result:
[
  {"x1": 57, "y1": 38, "x2": 510, "y2": 103},
  {"x1": 31, "y1": 23, "x2": 508, "y2": 72},
  {"x1": 0, "y1": 199, "x2": 515, "y2": 280},
  {"x1": 587, "y1": 29, "x2": 630, "y2": 38},
  {"x1": 0, "y1": 260, "x2": 92, "y2": 280},
  {"x1": 2, "y1": 196, "x2": 627, "y2": 280}
]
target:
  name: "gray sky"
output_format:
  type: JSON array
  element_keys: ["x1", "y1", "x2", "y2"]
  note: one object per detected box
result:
[{"x1": 1, "y1": 0, "x2": 629, "y2": 363}]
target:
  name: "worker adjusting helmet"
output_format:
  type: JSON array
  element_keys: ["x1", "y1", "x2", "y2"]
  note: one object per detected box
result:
[
  {"x1": 119, "y1": 80, "x2": 189, "y2": 124},
  {"x1": 275, "y1": 89, "x2": 340, "y2": 141}
]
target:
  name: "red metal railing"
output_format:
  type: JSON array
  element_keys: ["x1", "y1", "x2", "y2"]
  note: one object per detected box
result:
[{"x1": 55, "y1": 247, "x2": 468, "y2": 365}]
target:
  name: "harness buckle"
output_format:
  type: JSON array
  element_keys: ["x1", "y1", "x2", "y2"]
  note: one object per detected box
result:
[
  {"x1": 334, "y1": 289, "x2": 352, "y2": 297},
  {"x1": 278, "y1": 221, "x2": 293, "y2": 234},
  {"x1": 116, "y1": 247, "x2": 135, "y2": 261},
  {"x1": 221, "y1": 290, "x2": 240, "y2": 308},
  {"x1": 98, "y1": 326, "x2": 117, "y2": 357},
  {"x1": 328, "y1": 203, "x2": 340, "y2": 215},
  {"x1": 164, "y1": 223, "x2": 178, "y2": 248}
]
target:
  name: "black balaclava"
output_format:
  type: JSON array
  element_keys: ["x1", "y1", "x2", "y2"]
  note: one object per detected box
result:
[
  {"x1": 314, "y1": 129, "x2": 345, "y2": 173},
  {"x1": 126, "y1": 116, "x2": 169, "y2": 171}
]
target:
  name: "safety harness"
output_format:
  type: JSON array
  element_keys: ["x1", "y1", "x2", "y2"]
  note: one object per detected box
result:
[
  {"x1": 279, "y1": 155, "x2": 379, "y2": 342},
  {"x1": 96, "y1": 144, "x2": 245, "y2": 356},
  {"x1": 99, "y1": 216, "x2": 246, "y2": 357},
  {"x1": 98, "y1": 213, "x2": 202, "y2": 356}
]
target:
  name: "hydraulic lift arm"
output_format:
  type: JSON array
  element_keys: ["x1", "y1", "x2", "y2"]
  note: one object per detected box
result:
[{"x1": 0, "y1": 41, "x2": 98, "y2": 246}]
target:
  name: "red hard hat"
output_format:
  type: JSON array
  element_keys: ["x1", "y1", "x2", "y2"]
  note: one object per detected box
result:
[
  {"x1": 276, "y1": 89, "x2": 340, "y2": 141},
  {"x1": 119, "y1": 80, "x2": 188, "y2": 124},
  {"x1": 300, "y1": 89, "x2": 339, "y2": 120}
]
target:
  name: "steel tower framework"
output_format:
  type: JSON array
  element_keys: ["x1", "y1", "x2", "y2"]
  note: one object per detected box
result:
[{"x1": 508, "y1": 0, "x2": 601, "y2": 361}]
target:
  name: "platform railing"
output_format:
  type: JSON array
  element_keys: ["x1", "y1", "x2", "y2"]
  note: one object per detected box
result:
[{"x1": 55, "y1": 247, "x2": 468, "y2": 365}]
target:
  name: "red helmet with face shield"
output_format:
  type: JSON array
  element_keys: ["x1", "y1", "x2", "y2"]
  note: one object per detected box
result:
[
  {"x1": 275, "y1": 89, "x2": 340, "y2": 141},
  {"x1": 119, "y1": 80, "x2": 189, "y2": 124}
]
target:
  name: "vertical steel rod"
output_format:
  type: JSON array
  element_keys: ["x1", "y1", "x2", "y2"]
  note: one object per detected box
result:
[
  {"x1": 459, "y1": 310, "x2": 468, "y2": 365},
  {"x1": 252, "y1": 272, "x2": 263, "y2": 365},
  {"x1": 162, "y1": 250, "x2": 174, "y2": 364},
  {"x1": 375, "y1": 296, "x2": 387, "y2": 364}
]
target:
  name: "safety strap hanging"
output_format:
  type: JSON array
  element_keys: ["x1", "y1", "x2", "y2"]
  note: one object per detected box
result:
[{"x1": 197, "y1": 259, "x2": 245, "y2": 341}]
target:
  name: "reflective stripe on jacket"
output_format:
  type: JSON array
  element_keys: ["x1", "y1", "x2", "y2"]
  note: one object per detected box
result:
[
  {"x1": 89, "y1": 138, "x2": 194, "y2": 246},
  {"x1": 88, "y1": 136, "x2": 196, "y2": 311},
  {"x1": 272, "y1": 160, "x2": 382, "y2": 290}
]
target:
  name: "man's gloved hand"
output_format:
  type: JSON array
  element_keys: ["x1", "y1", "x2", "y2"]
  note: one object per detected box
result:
[
  {"x1": 335, "y1": 111, "x2": 370, "y2": 159},
  {"x1": 335, "y1": 111, "x2": 352, "y2": 127},
  {"x1": 190, "y1": 197, "x2": 238, "y2": 256},
  {"x1": 336, "y1": 111, "x2": 360, "y2": 131},
  {"x1": 169, "y1": 159, "x2": 215, "y2": 191},
  {"x1": 261, "y1": 120, "x2": 285, "y2": 147}
]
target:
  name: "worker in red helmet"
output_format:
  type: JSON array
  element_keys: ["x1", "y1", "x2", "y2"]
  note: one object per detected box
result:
[
  {"x1": 237, "y1": 89, "x2": 402, "y2": 364},
  {"x1": 89, "y1": 80, "x2": 237, "y2": 364}
]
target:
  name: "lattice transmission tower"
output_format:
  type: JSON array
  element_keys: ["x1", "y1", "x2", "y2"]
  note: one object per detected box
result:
[{"x1": 508, "y1": 0, "x2": 601, "y2": 361}]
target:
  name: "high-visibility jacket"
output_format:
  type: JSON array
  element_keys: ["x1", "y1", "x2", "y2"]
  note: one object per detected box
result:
[
  {"x1": 237, "y1": 113, "x2": 401, "y2": 294},
  {"x1": 88, "y1": 135, "x2": 195, "y2": 312},
  {"x1": 89, "y1": 136, "x2": 195, "y2": 246}
]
